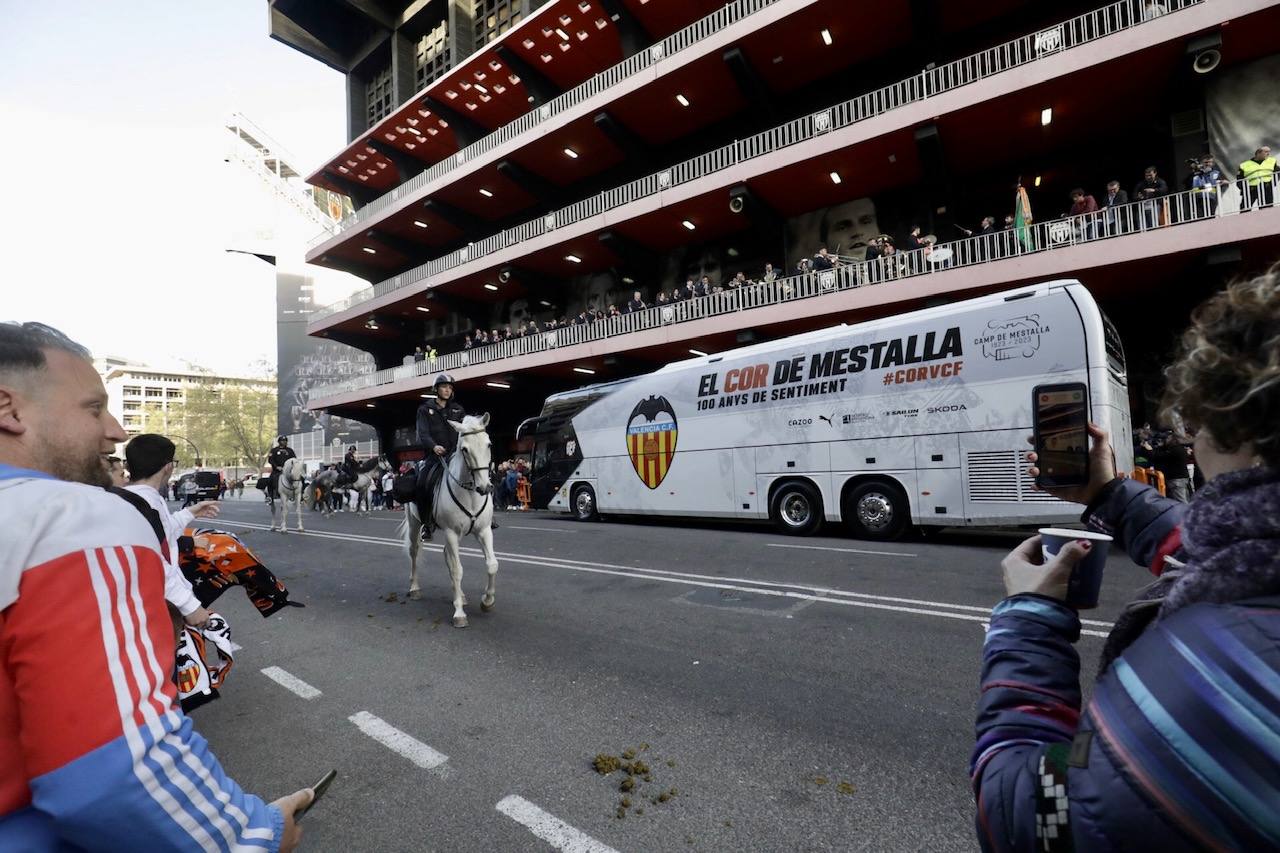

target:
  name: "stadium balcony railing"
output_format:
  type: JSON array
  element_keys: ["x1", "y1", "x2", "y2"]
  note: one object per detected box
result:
[
  {"x1": 306, "y1": 176, "x2": 1279, "y2": 404},
  {"x1": 309, "y1": 0, "x2": 1207, "y2": 324}
]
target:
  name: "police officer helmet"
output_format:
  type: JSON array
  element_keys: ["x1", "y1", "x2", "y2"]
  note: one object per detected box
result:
[
  {"x1": 277, "y1": 435, "x2": 288, "y2": 444},
  {"x1": 348, "y1": 445, "x2": 357, "y2": 453},
  {"x1": 433, "y1": 373, "x2": 456, "y2": 389}
]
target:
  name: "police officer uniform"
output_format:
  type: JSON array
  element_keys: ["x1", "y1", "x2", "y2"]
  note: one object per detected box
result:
[
  {"x1": 415, "y1": 374, "x2": 465, "y2": 534},
  {"x1": 266, "y1": 438, "x2": 296, "y2": 499}
]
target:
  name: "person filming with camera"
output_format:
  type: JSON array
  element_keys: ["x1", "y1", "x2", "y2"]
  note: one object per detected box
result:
[{"x1": 970, "y1": 268, "x2": 1280, "y2": 851}]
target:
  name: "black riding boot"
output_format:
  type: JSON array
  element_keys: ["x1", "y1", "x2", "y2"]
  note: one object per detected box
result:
[{"x1": 416, "y1": 463, "x2": 434, "y2": 541}]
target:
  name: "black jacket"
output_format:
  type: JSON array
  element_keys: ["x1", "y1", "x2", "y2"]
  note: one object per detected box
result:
[
  {"x1": 267, "y1": 446, "x2": 296, "y2": 472},
  {"x1": 416, "y1": 399, "x2": 466, "y2": 454}
]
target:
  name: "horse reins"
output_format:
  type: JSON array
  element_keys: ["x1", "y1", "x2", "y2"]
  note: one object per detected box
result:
[{"x1": 441, "y1": 440, "x2": 491, "y2": 537}]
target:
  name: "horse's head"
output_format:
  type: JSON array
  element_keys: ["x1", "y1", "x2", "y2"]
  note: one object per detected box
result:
[{"x1": 450, "y1": 413, "x2": 493, "y2": 495}]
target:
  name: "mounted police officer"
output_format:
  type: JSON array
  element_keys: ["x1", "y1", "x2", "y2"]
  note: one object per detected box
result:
[
  {"x1": 265, "y1": 435, "x2": 296, "y2": 501},
  {"x1": 415, "y1": 373, "x2": 465, "y2": 538},
  {"x1": 339, "y1": 444, "x2": 359, "y2": 487}
]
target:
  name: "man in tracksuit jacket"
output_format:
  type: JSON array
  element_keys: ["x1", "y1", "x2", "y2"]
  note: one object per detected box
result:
[{"x1": 0, "y1": 322, "x2": 310, "y2": 850}]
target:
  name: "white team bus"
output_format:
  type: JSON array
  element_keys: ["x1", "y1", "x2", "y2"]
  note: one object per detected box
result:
[{"x1": 518, "y1": 281, "x2": 1132, "y2": 540}]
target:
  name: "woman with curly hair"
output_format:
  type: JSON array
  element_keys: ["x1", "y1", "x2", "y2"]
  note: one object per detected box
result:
[{"x1": 971, "y1": 268, "x2": 1280, "y2": 851}]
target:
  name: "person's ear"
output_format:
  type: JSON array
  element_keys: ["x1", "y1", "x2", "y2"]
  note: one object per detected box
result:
[{"x1": 0, "y1": 386, "x2": 29, "y2": 437}]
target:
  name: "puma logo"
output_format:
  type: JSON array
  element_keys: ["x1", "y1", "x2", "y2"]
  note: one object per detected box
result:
[{"x1": 818, "y1": 414, "x2": 834, "y2": 426}]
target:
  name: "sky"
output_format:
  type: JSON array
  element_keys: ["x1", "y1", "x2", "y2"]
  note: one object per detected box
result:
[{"x1": 0, "y1": 1, "x2": 348, "y2": 377}]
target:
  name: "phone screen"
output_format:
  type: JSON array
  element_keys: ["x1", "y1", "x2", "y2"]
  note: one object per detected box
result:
[
  {"x1": 296, "y1": 770, "x2": 337, "y2": 818},
  {"x1": 1033, "y1": 384, "x2": 1089, "y2": 488}
]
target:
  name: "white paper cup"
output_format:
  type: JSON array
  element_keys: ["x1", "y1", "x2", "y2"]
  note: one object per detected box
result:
[{"x1": 1038, "y1": 528, "x2": 1113, "y2": 609}]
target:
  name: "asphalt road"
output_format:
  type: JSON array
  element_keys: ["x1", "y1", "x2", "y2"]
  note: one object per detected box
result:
[{"x1": 192, "y1": 494, "x2": 1149, "y2": 852}]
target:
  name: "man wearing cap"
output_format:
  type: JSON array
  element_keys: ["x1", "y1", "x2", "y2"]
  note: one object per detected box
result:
[{"x1": 415, "y1": 373, "x2": 466, "y2": 538}]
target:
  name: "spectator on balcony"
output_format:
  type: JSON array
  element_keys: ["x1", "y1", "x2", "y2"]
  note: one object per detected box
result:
[
  {"x1": 1069, "y1": 188, "x2": 1099, "y2": 239},
  {"x1": 905, "y1": 226, "x2": 925, "y2": 252},
  {"x1": 794, "y1": 257, "x2": 811, "y2": 277},
  {"x1": 1238, "y1": 145, "x2": 1275, "y2": 210},
  {"x1": 607, "y1": 304, "x2": 621, "y2": 320},
  {"x1": 656, "y1": 291, "x2": 669, "y2": 307},
  {"x1": 625, "y1": 291, "x2": 646, "y2": 313},
  {"x1": 670, "y1": 286, "x2": 684, "y2": 302},
  {"x1": 463, "y1": 335, "x2": 473, "y2": 351},
  {"x1": 413, "y1": 346, "x2": 426, "y2": 363},
  {"x1": 1191, "y1": 155, "x2": 1229, "y2": 218},
  {"x1": 1100, "y1": 180, "x2": 1129, "y2": 235},
  {"x1": 812, "y1": 247, "x2": 836, "y2": 271},
  {"x1": 761, "y1": 262, "x2": 778, "y2": 283},
  {"x1": 699, "y1": 275, "x2": 713, "y2": 297},
  {"x1": 1134, "y1": 165, "x2": 1169, "y2": 229}
]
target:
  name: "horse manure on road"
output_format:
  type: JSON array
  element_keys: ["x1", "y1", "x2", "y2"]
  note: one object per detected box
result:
[
  {"x1": 592, "y1": 747, "x2": 680, "y2": 818},
  {"x1": 383, "y1": 592, "x2": 400, "y2": 603},
  {"x1": 836, "y1": 782, "x2": 855, "y2": 796}
]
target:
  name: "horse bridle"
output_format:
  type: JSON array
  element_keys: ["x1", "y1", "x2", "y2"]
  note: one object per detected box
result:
[{"x1": 442, "y1": 435, "x2": 492, "y2": 536}]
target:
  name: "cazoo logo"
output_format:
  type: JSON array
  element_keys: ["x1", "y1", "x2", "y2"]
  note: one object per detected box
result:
[{"x1": 975, "y1": 315, "x2": 1049, "y2": 361}]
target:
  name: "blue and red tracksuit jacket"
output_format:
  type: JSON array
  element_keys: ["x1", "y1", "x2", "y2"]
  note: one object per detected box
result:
[
  {"x1": 0, "y1": 465, "x2": 283, "y2": 851},
  {"x1": 971, "y1": 478, "x2": 1280, "y2": 850}
]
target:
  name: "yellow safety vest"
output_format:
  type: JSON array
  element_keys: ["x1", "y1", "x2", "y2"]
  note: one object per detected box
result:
[{"x1": 1240, "y1": 156, "x2": 1277, "y2": 186}]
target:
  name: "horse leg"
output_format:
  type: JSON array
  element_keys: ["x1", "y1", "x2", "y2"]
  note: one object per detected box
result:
[
  {"x1": 294, "y1": 489, "x2": 305, "y2": 531},
  {"x1": 444, "y1": 529, "x2": 467, "y2": 628},
  {"x1": 407, "y1": 505, "x2": 423, "y2": 600},
  {"x1": 478, "y1": 524, "x2": 499, "y2": 612},
  {"x1": 271, "y1": 498, "x2": 282, "y2": 532}
]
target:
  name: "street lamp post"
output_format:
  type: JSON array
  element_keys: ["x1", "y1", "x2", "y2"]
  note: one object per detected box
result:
[{"x1": 170, "y1": 435, "x2": 203, "y2": 468}]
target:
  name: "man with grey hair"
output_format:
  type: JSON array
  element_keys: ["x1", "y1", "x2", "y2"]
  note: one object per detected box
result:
[{"x1": 0, "y1": 322, "x2": 310, "y2": 850}]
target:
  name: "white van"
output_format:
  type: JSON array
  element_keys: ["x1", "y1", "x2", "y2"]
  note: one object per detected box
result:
[{"x1": 519, "y1": 281, "x2": 1133, "y2": 540}]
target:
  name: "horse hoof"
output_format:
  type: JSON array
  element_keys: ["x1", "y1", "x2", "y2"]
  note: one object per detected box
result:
[
  {"x1": 480, "y1": 599, "x2": 494, "y2": 613},
  {"x1": 452, "y1": 616, "x2": 469, "y2": 628},
  {"x1": 408, "y1": 589, "x2": 422, "y2": 601}
]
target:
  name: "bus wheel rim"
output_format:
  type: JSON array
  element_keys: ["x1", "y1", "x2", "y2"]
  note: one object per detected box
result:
[
  {"x1": 782, "y1": 493, "x2": 811, "y2": 526},
  {"x1": 857, "y1": 493, "x2": 893, "y2": 531},
  {"x1": 576, "y1": 490, "x2": 593, "y2": 516}
]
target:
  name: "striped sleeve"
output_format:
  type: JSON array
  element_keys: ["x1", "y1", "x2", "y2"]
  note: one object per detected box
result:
[
  {"x1": 5, "y1": 539, "x2": 281, "y2": 851},
  {"x1": 970, "y1": 595, "x2": 1081, "y2": 852}
]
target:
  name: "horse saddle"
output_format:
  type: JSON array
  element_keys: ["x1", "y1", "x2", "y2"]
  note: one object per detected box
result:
[{"x1": 392, "y1": 470, "x2": 418, "y2": 504}]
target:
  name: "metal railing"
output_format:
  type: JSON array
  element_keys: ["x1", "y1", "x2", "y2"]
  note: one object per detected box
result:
[
  {"x1": 312, "y1": 0, "x2": 780, "y2": 244},
  {"x1": 310, "y1": 0, "x2": 1203, "y2": 322},
  {"x1": 306, "y1": 176, "x2": 1278, "y2": 404}
]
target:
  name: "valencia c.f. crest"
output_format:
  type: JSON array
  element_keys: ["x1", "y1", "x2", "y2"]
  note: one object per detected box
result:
[{"x1": 625, "y1": 395, "x2": 678, "y2": 489}]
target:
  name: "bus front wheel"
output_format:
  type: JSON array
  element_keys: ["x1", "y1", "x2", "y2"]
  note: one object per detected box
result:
[
  {"x1": 843, "y1": 480, "x2": 909, "y2": 541},
  {"x1": 769, "y1": 481, "x2": 823, "y2": 536},
  {"x1": 571, "y1": 484, "x2": 598, "y2": 522}
]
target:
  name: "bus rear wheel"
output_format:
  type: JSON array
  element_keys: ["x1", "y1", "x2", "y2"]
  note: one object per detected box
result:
[
  {"x1": 843, "y1": 480, "x2": 909, "y2": 541},
  {"x1": 571, "y1": 484, "x2": 598, "y2": 521},
  {"x1": 769, "y1": 481, "x2": 823, "y2": 536}
]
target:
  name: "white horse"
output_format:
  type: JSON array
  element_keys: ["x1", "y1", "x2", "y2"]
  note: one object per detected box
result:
[
  {"x1": 272, "y1": 457, "x2": 306, "y2": 533},
  {"x1": 348, "y1": 457, "x2": 392, "y2": 515},
  {"x1": 399, "y1": 414, "x2": 499, "y2": 628}
]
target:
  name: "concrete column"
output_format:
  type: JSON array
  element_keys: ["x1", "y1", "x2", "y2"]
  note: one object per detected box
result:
[
  {"x1": 346, "y1": 74, "x2": 369, "y2": 142},
  {"x1": 391, "y1": 30, "x2": 418, "y2": 105},
  {"x1": 449, "y1": 0, "x2": 477, "y2": 67}
]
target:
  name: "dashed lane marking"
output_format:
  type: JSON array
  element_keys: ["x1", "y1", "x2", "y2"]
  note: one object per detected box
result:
[
  {"x1": 220, "y1": 519, "x2": 1113, "y2": 638},
  {"x1": 260, "y1": 666, "x2": 322, "y2": 700},
  {"x1": 496, "y1": 795, "x2": 620, "y2": 853},
  {"x1": 348, "y1": 711, "x2": 450, "y2": 775},
  {"x1": 504, "y1": 525, "x2": 576, "y2": 533}
]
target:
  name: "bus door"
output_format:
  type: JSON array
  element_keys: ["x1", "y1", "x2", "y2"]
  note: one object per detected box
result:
[{"x1": 913, "y1": 434, "x2": 961, "y2": 521}]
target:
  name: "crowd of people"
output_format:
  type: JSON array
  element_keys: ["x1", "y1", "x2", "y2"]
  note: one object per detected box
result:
[{"x1": 401, "y1": 147, "x2": 1273, "y2": 369}]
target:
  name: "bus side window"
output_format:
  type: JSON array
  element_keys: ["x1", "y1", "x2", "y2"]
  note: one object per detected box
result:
[{"x1": 534, "y1": 441, "x2": 549, "y2": 470}]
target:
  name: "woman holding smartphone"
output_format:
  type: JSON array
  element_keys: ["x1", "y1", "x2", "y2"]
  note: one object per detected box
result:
[{"x1": 970, "y1": 268, "x2": 1280, "y2": 851}]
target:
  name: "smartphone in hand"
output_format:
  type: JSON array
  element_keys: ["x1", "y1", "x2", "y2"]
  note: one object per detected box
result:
[
  {"x1": 296, "y1": 770, "x2": 337, "y2": 818},
  {"x1": 1032, "y1": 383, "x2": 1090, "y2": 489}
]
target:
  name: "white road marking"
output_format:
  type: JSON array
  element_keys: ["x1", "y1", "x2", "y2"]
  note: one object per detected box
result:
[
  {"x1": 348, "y1": 711, "x2": 449, "y2": 774},
  {"x1": 496, "y1": 795, "x2": 620, "y2": 853},
  {"x1": 504, "y1": 525, "x2": 576, "y2": 533},
  {"x1": 767, "y1": 542, "x2": 917, "y2": 558},
  {"x1": 220, "y1": 519, "x2": 1115, "y2": 636},
  {"x1": 260, "y1": 666, "x2": 321, "y2": 700}
]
